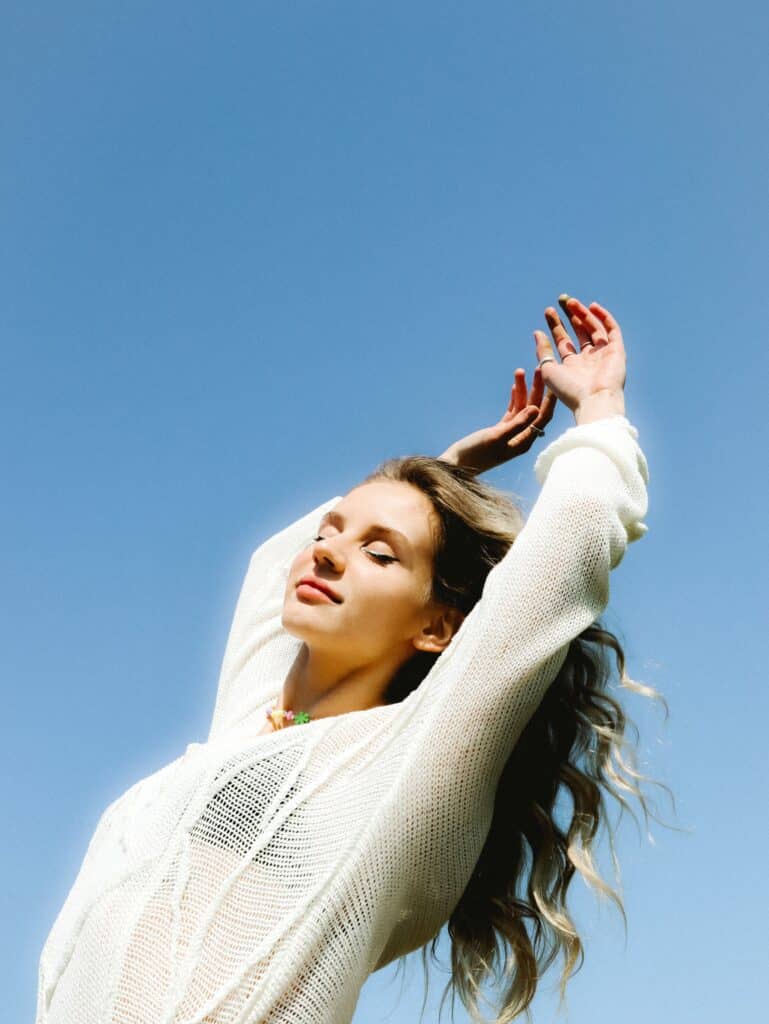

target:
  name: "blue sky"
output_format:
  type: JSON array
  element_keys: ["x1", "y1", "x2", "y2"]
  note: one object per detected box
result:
[{"x1": 4, "y1": 2, "x2": 767, "y2": 1020}]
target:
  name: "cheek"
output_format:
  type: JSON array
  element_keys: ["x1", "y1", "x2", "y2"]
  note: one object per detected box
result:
[{"x1": 368, "y1": 578, "x2": 425, "y2": 628}]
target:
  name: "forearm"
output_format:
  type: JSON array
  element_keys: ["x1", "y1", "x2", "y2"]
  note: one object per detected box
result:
[
  {"x1": 437, "y1": 442, "x2": 462, "y2": 466},
  {"x1": 399, "y1": 416, "x2": 650, "y2": 786}
]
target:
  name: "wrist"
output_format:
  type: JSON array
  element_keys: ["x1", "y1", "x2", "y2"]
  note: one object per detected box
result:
[
  {"x1": 437, "y1": 444, "x2": 485, "y2": 476},
  {"x1": 574, "y1": 389, "x2": 626, "y2": 426},
  {"x1": 438, "y1": 444, "x2": 461, "y2": 466}
]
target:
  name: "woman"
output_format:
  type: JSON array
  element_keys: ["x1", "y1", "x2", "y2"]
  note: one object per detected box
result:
[{"x1": 36, "y1": 296, "x2": 663, "y2": 1024}]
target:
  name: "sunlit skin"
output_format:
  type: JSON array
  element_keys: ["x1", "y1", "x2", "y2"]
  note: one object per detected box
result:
[{"x1": 263, "y1": 480, "x2": 466, "y2": 733}]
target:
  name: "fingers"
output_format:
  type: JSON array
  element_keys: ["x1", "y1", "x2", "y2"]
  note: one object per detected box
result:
[
  {"x1": 533, "y1": 328, "x2": 560, "y2": 368},
  {"x1": 588, "y1": 300, "x2": 624, "y2": 348},
  {"x1": 505, "y1": 363, "x2": 555, "y2": 432},
  {"x1": 529, "y1": 367, "x2": 558, "y2": 423},
  {"x1": 528, "y1": 364, "x2": 545, "y2": 407},
  {"x1": 506, "y1": 369, "x2": 529, "y2": 414},
  {"x1": 543, "y1": 307, "x2": 578, "y2": 361},
  {"x1": 561, "y1": 297, "x2": 609, "y2": 346},
  {"x1": 558, "y1": 295, "x2": 594, "y2": 351},
  {"x1": 537, "y1": 384, "x2": 558, "y2": 424},
  {"x1": 513, "y1": 368, "x2": 528, "y2": 410}
]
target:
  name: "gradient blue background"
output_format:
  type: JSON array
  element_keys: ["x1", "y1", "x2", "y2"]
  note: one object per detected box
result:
[{"x1": 4, "y1": 2, "x2": 767, "y2": 1020}]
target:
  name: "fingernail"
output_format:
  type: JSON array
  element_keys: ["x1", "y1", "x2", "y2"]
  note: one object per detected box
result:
[{"x1": 558, "y1": 293, "x2": 570, "y2": 305}]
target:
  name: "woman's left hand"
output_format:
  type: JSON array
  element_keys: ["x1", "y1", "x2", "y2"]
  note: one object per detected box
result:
[{"x1": 438, "y1": 366, "x2": 557, "y2": 476}]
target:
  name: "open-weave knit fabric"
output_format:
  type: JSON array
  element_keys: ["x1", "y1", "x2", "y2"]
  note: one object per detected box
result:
[{"x1": 37, "y1": 414, "x2": 650, "y2": 1024}]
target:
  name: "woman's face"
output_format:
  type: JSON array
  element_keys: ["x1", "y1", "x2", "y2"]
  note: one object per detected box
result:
[{"x1": 282, "y1": 480, "x2": 450, "y2": 665}]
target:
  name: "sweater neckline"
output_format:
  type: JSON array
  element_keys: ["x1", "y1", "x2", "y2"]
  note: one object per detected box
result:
[{"x1": 239, "y1": 698, "x2": 400, "y2": 752}]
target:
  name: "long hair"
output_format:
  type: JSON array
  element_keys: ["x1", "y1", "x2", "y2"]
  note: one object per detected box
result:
[{"x1": 358, "y1": 453, "x2": 676, "y2": 1024}]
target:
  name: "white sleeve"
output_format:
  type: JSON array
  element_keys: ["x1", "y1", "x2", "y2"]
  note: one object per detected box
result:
[
  {"x1": 396, "y1": 414, "x2": 650, "y2": 790},
  {"x1": 207, "y1": 494, "x2": 343, "y2": 741}
]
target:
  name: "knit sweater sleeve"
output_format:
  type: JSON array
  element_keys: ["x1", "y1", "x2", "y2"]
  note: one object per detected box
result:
[{"x1": 395, "y1": 413, "x2": 650, "y2": 787}]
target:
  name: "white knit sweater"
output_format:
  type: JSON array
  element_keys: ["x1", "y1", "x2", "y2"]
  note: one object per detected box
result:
[{"x1": 37, "y1": 414, "x2": 649, "y2": 1024}]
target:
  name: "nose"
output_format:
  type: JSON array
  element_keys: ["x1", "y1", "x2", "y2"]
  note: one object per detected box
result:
[{"x1": 312, "y1": 536, "x2": 344, "y2": 571}]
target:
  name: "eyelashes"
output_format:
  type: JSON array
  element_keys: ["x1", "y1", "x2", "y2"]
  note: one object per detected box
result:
[
  {"x1": 368, "y1": 552, "x2": 398, "y2": 563},
  {"x1": 309, "y1": 535, "x2": 397, "y2": 564}
]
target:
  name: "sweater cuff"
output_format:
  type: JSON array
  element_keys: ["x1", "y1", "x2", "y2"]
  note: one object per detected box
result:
[{"x1": 533, "y1": 414, "x2": 650, "y2": 539}]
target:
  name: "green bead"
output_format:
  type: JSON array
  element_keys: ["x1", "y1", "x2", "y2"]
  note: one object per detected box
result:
[{"x1": 294, "y1": 711, "x2": 311, "y2": 724}]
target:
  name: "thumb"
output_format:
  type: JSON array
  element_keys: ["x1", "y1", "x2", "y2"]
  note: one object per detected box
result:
[
  {"x1": 506, "y1": 405, "x2": 540, "y2": 435},
  {"x1": 533, "y1": 329, "x2": 558, "y2": 367}
]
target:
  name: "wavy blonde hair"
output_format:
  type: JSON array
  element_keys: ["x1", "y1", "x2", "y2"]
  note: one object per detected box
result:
[{"x1": 360, "y1": 453, "x2": 678, "y2": 1024}]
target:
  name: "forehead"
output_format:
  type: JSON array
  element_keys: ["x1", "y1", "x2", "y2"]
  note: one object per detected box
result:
[{"x1": 327, "y1": 480, "x2": 437, "y2": 555}]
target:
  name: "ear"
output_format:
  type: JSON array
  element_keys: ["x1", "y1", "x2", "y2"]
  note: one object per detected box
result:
[{"x1": 412, "y1": 605, "x2": 466, "y2": 655}]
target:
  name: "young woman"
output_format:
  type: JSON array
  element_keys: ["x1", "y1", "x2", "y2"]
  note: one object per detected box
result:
[{"x1": 37, "y1": 296, "x2": 663, "y2": 1024}]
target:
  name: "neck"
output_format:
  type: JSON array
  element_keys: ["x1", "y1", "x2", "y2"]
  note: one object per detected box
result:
[{"x1": 279, "y1": 643, "x2": 397, "y2": 720}]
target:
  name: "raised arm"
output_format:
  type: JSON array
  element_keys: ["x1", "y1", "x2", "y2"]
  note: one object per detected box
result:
[
  {"x1": 394, "y1": 410, "x2": 649, "y2": 795},
  {"x1": 390, "y1": 296, "x2": 648, "y2": 790}
]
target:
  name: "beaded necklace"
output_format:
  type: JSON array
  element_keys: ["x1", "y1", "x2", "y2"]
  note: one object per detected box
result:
[{"x1": 265, "y1": 702, "x2": 312, "y2": 730}]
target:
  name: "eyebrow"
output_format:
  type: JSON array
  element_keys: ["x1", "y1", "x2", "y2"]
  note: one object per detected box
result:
[{"x1": 317, "y1": 510, "x2": 413, "y2": 554}]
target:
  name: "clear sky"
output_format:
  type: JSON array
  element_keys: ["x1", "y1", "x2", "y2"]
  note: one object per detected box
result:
[{"x1": 4, "y1": 2, "x2": 767, "y2": 1021}]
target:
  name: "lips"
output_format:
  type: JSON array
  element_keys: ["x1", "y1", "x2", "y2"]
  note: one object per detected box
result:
[{"x1": 297, "y1": 576, "x2": 342, "y2": 603}]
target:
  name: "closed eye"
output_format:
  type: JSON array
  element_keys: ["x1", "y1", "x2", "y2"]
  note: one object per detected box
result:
[
  {"x1": 366, "y1": 550, "x2": 398, "y2": 564},
  {"x1": 310, "y1": 535, "x2": 398, "y2": 565}
]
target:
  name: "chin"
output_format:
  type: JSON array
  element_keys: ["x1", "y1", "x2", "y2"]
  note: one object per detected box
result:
[{"x1": 281, "y1": 604, "x2": 322, "y2": 640}]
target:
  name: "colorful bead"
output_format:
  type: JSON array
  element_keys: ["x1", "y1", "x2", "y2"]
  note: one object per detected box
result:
[{"x1": 266, "y1": 702, "x2": 311, "y2": 727}]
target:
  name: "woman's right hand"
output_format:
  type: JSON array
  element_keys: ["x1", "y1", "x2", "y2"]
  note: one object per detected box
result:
[{"x1": 533, "y1": 296, "x2": 627, "y2": 422}]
